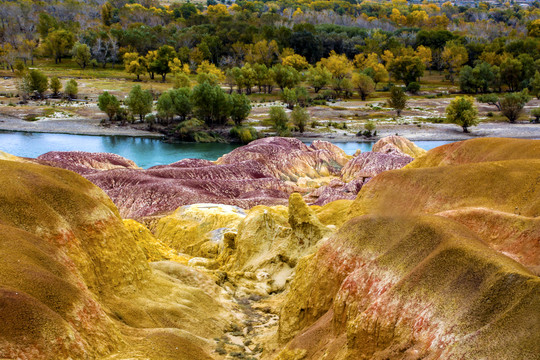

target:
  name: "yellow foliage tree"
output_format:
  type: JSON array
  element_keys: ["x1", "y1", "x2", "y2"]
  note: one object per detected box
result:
[
  {"x1": 246, "y1": 39, "x2": 280, "y2": 67},
  {"x1": 169, "y1": 58, "x2": 190, "y2": 75},
  {"x1": 282, "y1": 54, "x2": 309, "y2": 71},
  {"x1": 124, "y1": 52, "x2": 146, "y2": 81},
  {"x1": 207, "y1": 4, "x2": 229, "y2": 17},
  {"x1": 196, "y1": 60, "x2": 225, "y2": 82},
  {"x1": 319, "y1": 50, "x2": 354, "y2": 80},
  {"x1": 442, "y1": 41, "x2": 469, "y2": 83},
  {"x1": 415, "y1": 45, "x2": 432, "y2": 70}
]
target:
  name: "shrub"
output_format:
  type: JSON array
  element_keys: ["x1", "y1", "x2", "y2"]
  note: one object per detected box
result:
[
  {"x1": 531, "y1": 108, "x2": 540, "y2": 123},
  {"x1": 406, "y1": 82, "x2": 420, "y2": 94},
  {"x1": 21, "y1": 69, "x2": 48, "y2": 98},
  {"x1": 269, "y1": 106, "x2": 289, "y2": 136},
  {"x1": 500, "y1": 91, "x2": 531, "y2": 123},
  {"x1": 98, "y1": 91, "x2": 121, "y2": 121},
  {"x1": 230, "y1": 125, "x2": 259, "y2": 143},
  {"x1": 49, "y1": 77, "x2": 61, "y2": 97},
  {"x1": 64, "y1": 79, "x2": 78, "y2": 99},
  {"x1": 290, "y1": 106, "x2": 309, "y2": 133}
]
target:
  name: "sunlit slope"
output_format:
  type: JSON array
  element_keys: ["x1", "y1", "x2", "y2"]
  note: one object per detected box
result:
[
  {"x1": 278, "y1": 215, "x2": 540, "y2": 359},
  {"x1": 0, "y1": 159, "x2": 232, "y2": 359}
]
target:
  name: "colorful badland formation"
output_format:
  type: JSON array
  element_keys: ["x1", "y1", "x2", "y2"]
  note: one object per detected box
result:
[{"x1": 0, "y1": 136, "x2": 538, "y2": 359}]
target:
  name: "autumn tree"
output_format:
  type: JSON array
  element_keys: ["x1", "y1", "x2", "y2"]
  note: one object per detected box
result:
[
  {"x1": 388, "y1": 56, "x2": 425, "y2": 86},
  {"x1": 441, "y1": 41, "x2": 468, "y2": 83},
  {"x1": 246, "y1": 39, "x2": 279, "y2": 67},
  {"x1": 352, "y1": 73, "x2": 375, "y2": 101},
  {"x1": 42, "y1": 29, "x2": 76, "y2": 64},
  {"x1": 306, "y1": 65, "x2": 332, "y2": 93},
  {"x1": 446, "y1": 96, "x2": 478, "y2": 133},
  {"x1": 282, "y1": 54, "x2": 309, "y2": 71},
  {"x1": 149, "y1": 45, "x2": 177, "y2": 82},
  {"x1": 318, "y1": 51, "x2": 354, "y2": 96},
  {"x1": 124, "y1": 52, "x2": 146, "y2": 81}
]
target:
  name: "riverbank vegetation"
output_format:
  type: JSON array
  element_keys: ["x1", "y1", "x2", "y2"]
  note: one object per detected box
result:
[{"x1": 1, "y1": 0, "x2": 540, "y2": 142}]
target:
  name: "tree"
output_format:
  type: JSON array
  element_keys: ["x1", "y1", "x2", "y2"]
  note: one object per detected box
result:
[
  {"x1": 21, "y1": 69, "x2": 48, "y2": 98},
  {"x1": 478, "y1": 93, "x2": 501, "y2": 110},
  {"x1": 446, "y1": 96, "x2": 478, "y2": 133},
  {"x1": 352, "y1": 73, "x2": 375, "y2": 101},
  {"x1": 282, "y1": 54, "x2": 309, "y2": 71},
  {"x1": 306, "y1": 65, "x2": 332, "y2": 93},
  {"x1": 230, "y1": 93, "x2": 251, "y2": 125},
  {"x1": 387, "y1": 86, "x2": 407, "y2": 116},
  {"x1": 500, "y1": 58, "x2": 523, "y2": 92},
  {"x1": 531, "y1": 71, "x2": 540, "y2": 99},
  {"x1": 281, "y1": 87, "x2": 298, "y2": 110},
  {"x1": 98, "y1": 91, "x2": 121, "y2": 121},
  {"x1": 126, "y1": 85, "x2": 153, "y2": 122},
  {"x1": 246, "y1": 39, "x2": 279, "y2": 66},
  {"x1": 291, "y1": 106, "x2": 309, "y2": 133},
  {"x1": 124, "y1": 52, "x2": 146, "y2": 81},
  {"x1": 64, "y1": 79, "x2": 78, "y2": 99},
  {"x1": 531, "y1": 108, "x2": 540, "y2": 124},
  {"x1": 49, "y1": 77, "x2": 61, "y2": 97},
  {"x1": 157, "y1": 91, "x2": 175, "y2": 124},
  {"x1": 271, "y1": 64, "x2": 301, "y2": 91},
  {"x1": 191, "y1": 82, "x2": 231, "y2": 126},
  {"x1": 269, "y1": 106, "x2": 289, "y2": 136},
  {"x1": 148, "y1": 45, "x2": 176, "y2": 82},
  {"x1": 441, "y1": 42, "x2": 468, "y2": 83},
  {"x1": 42, "y1": 29, "x2": 76, "y2": 64},
  {"x1": 318, "y1": 51, "x2": 354, "y2": 96},
  {"x1": 388, "y1": 56, "x2": 425, "y2": 86},
  {"x1": 459, "y1": 66, "x2": 477, "y2": 94},
  {"x1": 72, "y1": 42, "x2": 91, "y2": 69},
  {"x1": 170, "y1": 88, "x2": 192, "y2": 121},
  {"x1": 500, "y1": 92, "x2": 531, "y2": 123}
]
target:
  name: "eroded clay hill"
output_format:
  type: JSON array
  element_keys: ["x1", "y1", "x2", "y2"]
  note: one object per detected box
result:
[
  {"x1": 1, "y1": 137, "x2": 538, "y2": 360},
  {"x1": 0, "y1": 159, "x2": 238, "y2": 359},
  {"x1": 36, "y1": 136, "x2": 418, "y2": 218},
  {"x1": 276, "y1": 137, "x2": 540, "y2": 359}
]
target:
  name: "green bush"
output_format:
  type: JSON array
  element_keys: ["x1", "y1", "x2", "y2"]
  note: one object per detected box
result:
[{"x1": 406, "y1": 82, "x2": 420, "y2": 94}]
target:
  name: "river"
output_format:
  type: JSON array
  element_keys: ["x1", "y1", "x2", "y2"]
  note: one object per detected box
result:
[{"x1": 0, "y1": 131, "x2": 453, "y2": 168}]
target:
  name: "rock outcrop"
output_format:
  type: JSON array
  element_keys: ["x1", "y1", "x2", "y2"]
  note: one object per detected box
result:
[
  {"x1": 372, "y1": 134, "x2": 427, "y2": 157},
  {"x1": 38, "y1": 150, "x2": 140, "y2": 174}
]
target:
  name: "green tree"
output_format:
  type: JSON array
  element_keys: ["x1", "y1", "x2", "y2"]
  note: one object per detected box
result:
[
  {"x1": 306, "y1": 65, "x2": 332, "y2": 93},
  {"x1": 49, "y1": 77, "x2": 61, "y2": 97},
  {"x1": 500, "y1": 58, "x2": 523, "y2": 92},
  {"x1": 281, "y1": 87, "x2": 298, "y2": 110},
  {"x1": 64, "y1": 79, "x2": 78, "y2": 99},
  {"x1": 446, "y1": 96, "x2": 479, "y2": 133},
  {"x1": 271, "y1": 64, "x2": 301, "y2": 91},
  {"x1": 149, "y1": 45, "x2": 177, "y2": 82},
  {"x1": 388, "y1": 56, "x2": 425, "y2": 86},
  {"x1": 351, "y1": 72, "x2": 375, "y2": 101},
  {"x1": 230, "y1": 93, "x2": 251, "y2": 125},
  {"x1": 170, "y1": 88, "x2": 192, "y2": 121},
  {"x1": 22, "y1": 69, "x2": 48, "y2": 98},
  {"x1": 191, "y1": 82, "x2": 231, "y2": 126},
  {"x1": 269, "y1": 106, "x2": 289, "y2": 136},
  {"x1": 291, "y1": 106, "x2": 309, "y2": 133},
  {"x1": 43, "y1": 29, "x2": 76, "y2": 64},
  {"x1": 157, "y1": 91, "x2": 175, "y2": 124},
  {"x1": 500, "y1": 91, "x2": 531, "y2": 123},
  {"x1": 531, "y1": 108, "x2": 540, "y2": 124},
  {"x1": 459, "y1": 66, "x2": 477, "y2": 94},
  {"x1": 530, "y1": 71, "x2": 540, "y2": 99},
  {"x1": 98, "y1": 91, "x2": 120, "y2": 121},
  {"x1": 72, "y1": 42, "x2": 91, "y2": 69},
  {"x1": 387, "y1": 86, "x2": 407, "y2": 116},
  {"x1": 477, "y1": 93, "x2": 501, "y2": 111},
  {"x1": 126, "y1": 85, "x2": 153, "y2": 122}
]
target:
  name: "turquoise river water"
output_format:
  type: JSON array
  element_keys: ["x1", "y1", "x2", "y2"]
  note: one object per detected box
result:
[{"x1": 0, "y1": 131, "x2": 452, "y2": 168}]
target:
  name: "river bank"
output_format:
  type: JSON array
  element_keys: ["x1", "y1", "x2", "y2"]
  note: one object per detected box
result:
[{"x1": 1, "y1": 115, "x2": 539, "y2": 142}]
